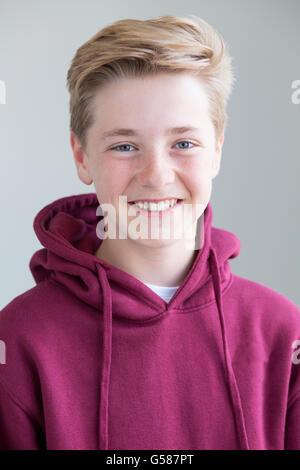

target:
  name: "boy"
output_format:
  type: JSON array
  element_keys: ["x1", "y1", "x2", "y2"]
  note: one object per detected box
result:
[{"x1": 1, "y1": 14, "x2": 300, "y2": 450}]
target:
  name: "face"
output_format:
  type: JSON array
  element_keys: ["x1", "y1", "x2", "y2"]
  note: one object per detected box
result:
[{"x1": 70, "y1": 72, "x2": 224, "y2": 248}]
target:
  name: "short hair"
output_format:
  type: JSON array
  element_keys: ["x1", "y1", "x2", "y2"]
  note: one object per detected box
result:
[{"x1": 66, "y1": 14, "x2": 235, "y2": 150}]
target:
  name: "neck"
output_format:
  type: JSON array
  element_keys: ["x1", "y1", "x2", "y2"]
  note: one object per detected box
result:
[{"x1": 94, "y1": 236, "x2": 199, "y2": 287}]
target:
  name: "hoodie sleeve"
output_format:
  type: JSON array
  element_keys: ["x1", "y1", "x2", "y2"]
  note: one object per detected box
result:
[
  {"x1": 0, "y1": 292, "x2": 46, "y2": 450},
  {"x1": 285, "y1": 391, "x2": 300, "y2": 450},
  {"x1": 284, "y1": 303, "x2": 300, "y2": 450},
  {"x1": 0, "y1": 378, "x2": 44, "y2": 450}
]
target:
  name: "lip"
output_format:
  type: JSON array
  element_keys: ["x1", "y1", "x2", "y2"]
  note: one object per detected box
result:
[
  {"x1": 128, "y1": 198, "x2": 183, "y2": 204},
  {"x1": 128, "y1": 199, "x2": 184, "y2": 217}
]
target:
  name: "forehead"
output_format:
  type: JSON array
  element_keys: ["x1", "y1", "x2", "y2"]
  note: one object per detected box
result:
[{"x1": 89, "y1": 73, "x2": 211, "y2": 131}]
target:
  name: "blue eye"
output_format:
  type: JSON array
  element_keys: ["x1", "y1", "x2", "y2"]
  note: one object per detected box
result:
[
  {"x1": 110, "y1": 141, "x2": 196, "y2": 152},
  {"x1": 175, "y1": 141, "x2": 195, "y2": 150},
  {"x1": 110, "y1": 144, "x2": 134, "y2": 152}
]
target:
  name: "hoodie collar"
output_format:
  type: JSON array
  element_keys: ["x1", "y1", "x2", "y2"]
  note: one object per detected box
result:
[
  {"x1": 30, "y1": 192, "x2": 239, "y2": 315},
  {"x1": 29, "y1": 192, "x2": 249, "y2": 450}
]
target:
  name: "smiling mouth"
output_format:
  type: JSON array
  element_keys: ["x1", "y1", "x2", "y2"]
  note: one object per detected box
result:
[{"x1": 128, "y1": 199, "x2": 184, "y2": 215}]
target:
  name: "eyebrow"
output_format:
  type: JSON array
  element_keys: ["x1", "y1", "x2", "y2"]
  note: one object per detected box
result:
[{"x1": 101, "y1": 126, "x2": 203, "y2": 141}]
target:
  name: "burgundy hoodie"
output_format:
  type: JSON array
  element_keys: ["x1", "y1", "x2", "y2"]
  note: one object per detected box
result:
[{"x1": 1, "y1": 192, "x2": 300, "y2": 450}]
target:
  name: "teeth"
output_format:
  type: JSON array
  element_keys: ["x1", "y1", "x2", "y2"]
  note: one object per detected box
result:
[{"x1": 133, "y1": 199, "x2": 178, "y2": 211}]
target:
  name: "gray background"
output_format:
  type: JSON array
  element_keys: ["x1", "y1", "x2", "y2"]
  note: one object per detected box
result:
[{"x1": 0, "y1": 0, "x2": 299, "y2": 309}]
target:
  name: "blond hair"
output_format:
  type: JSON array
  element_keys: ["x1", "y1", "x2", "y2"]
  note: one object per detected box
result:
[{"x1": 66, "y1": 14, "x2": 235, "y2": 150}]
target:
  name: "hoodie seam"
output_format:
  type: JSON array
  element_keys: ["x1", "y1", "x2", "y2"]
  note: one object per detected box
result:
[
  {"x1": 48, "y1": 274, "x2": 164, "y2": 312},
  {"x1": 112, "y1": 273, "x2": 234, "y2": 321},
  {"x1": 47, "y1": 269, "x2": 234, "y2": 315},
  {"x1": 171, "y1": 272, "x2": 233, "y2": 313},
  {"x1": 0, "y1": 375, "x2": 43, "y2": 430}
]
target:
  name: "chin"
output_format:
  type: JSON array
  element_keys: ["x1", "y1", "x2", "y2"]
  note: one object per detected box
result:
[{"x1": 127, "y1": 231, "x2": 187, "y2": 247}]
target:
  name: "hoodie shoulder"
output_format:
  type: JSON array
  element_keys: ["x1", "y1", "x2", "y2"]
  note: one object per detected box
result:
[
  {"x1": 229, "y1": 272, "x2": 300, "y2": 329},
  {"x1": 0, "y1": 280, "x2": 68, "y2": 333}
]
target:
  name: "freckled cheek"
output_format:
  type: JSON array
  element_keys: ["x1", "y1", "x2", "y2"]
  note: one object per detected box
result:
[
  {"x1": 184, "y1": 157, "x2": 212, "y2": 180},
  {"x1": 187, "y1": 170, "x2": 212, "y2": 201}
]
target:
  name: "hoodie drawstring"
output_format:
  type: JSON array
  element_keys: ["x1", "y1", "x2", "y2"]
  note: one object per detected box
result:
[
  {"x1": 95, "y1": 263, "x2": 112, "y2": 450},
  {"x1": 95, "y1": 251, "x2": 250, "y2": 450},
  {"x1": 209, "y1": 246, "x2": 250, "y2": 450}
]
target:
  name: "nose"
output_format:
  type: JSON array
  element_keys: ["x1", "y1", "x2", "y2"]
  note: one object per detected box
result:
[{"x1": 135, "y1": 151, "x2": 175, "y2": 188}]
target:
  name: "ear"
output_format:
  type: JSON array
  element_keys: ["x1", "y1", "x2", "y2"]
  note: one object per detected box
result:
[
  {"x1": 211, "y1": 130, "x2": 224, "y2": 179},
  {"x1": 70, "y1": 131, "x2": 93, "y2": 185}
]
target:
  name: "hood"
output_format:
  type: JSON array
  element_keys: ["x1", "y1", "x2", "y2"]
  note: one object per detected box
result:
[{"x1": 29, "y1": 192, "x2": 249, "y2": 450}]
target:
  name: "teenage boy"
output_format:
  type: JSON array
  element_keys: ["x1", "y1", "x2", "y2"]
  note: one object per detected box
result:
[{"x1": 1, "y1": 15, "x2": 300, "y2": 450}]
